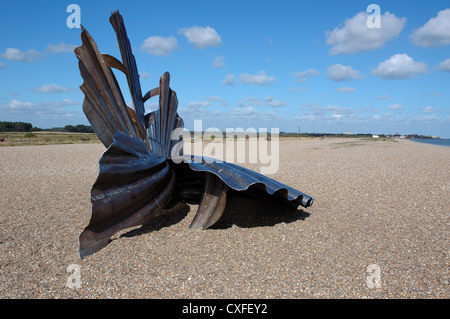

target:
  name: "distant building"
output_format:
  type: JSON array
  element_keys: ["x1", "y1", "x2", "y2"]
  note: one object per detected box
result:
[{"x1": 372, "y1": 134, "x2": 379, "y2": 139}]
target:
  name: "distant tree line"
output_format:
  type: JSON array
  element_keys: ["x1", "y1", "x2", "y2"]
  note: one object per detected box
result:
[
  {"x1": 64, "y1": 124, "x2": 94, "y2": 133},
  {"x1": 0, "y1": 121, "x2": 32, "y2": 132},
  {"x1": 0, "y1": 121, "x2": 94, "y2": 133}
]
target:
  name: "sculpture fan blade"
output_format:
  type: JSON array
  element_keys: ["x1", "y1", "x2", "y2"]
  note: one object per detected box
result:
[
  {"x1": 79, "y1": 132, "x2": 175, "y2": 259},
  {"x1": 75, "y1": 27, "x2": 144, "y2": 148},
  {"x1": 189, "y1": 174, "x2": 229, "y2": 230},
  {"x1": 109, "y1": 11, "x2": 148, "y2": 143}
]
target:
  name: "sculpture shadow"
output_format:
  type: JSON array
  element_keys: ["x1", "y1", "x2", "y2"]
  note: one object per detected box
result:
[
  {"x1": 119, "y1": 192, "x2": 310, "y2": 240},
  {"x1": 210, "y1": 194, "x2": 310, "y2": 230},
  {"x1": 119, "y1": 198, "x2": 190, "y2": 238}
]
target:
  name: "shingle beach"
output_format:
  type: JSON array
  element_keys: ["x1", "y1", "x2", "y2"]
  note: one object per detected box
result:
[{"x1": 1, "y1": 137, "x2": 448, "y2": 298}]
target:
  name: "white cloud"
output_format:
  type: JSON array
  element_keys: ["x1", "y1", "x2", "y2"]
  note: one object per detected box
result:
[
  {"x1": 327, "y1": 64, "x2": 364, "y2": 82},
  {"x1": 221, "y1": 74, "x2": 235, "y2": 86},
  {"x1": 410, "y1": 9, "x2": 450, "y2": 47},
  {"x1": 204, "y1": 96, "x2": 227, "y2": 106},
  {"x1": 336, "y1": 86, "x2": 356, "y2": 92},
  {"x1": 326, "y1": 11, "x2": 406, "y2": 55},
  {"x1": 186, "y1": 101, "x2": 212, "y2": 108},
  {"x1": 379, "y1": 94, "x2": 389, "y2": 99},
  {"x1": 291, "y1": 69, "x2": 320, "y2": 82},
  {"x1": 2, "y1": 99, "x2": 33, "y2": 110},
  {"x1": 46, "y1": 43, "x2": 77, "y2": 53},
  {"x1": 1, "y1": 48, "x2": 42, "y2": 62},
  {"x1": 178, "y1": 26, "x2": 221, "y2": 49},
  {"x1": 437, "y1": 58, "x2": 450, "y2": 72},
  {"x1": 289, "y1": 86, "x2": 309, "y2": 93},
  {"x1": 371, "y1": 54, "x2": 427, "y2": 80},
  {"x1": 32, "y1": 83, "x2": 72, "y2": 93},
  {"x1": 239, "y1": 71, "x2": 276, "y2": 86},
  {"x1": 372, "y1": 113, "x2": 394, "y2": 121},
  {"x1": 297, "y1": 104, "x2": 358, "y2": 122},
  {"x1": 413, "y1": 114, "x2": 443, "y2": 122},
  {"x1": 212, "y1": 55, "x2": 225, "y2": 68},
  {"x1": 423, "y1": 105, "x2": 433, "y2": 113},
  {"x1": 0, "y1": 99, "x2": 79, "y2": 121},
  {"x1": 264, "y1": 95, "x2": 288, "y2": 107},
  {"x1": 237, "y1": 97, "x2": 263, "y2": 107},
  {"x1": 388, "y1": 104, "x2": 404, "y2": 111},
  {"x1": 141, "y1": 35, "x2": 178, "y2": 56},
  {"x1": 231, "y1": 106, "x2": 257, "y2": 118},
  {"x1": 140, "y1": 72, "x2": 151, "y2": 80}
]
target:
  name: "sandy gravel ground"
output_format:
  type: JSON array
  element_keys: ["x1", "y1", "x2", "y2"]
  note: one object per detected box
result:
[{"x1": 0, "y1": 138, "x2": 448, "y2": 298}]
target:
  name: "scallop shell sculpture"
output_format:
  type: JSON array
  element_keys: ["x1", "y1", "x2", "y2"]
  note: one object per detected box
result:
[{"x1": 75, "y1": 10, "x2": 314, "y2": 258}]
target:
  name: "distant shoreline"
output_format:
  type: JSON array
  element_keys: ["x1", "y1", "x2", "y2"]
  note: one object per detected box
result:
[{"x1": 411, "y1": 138, "x2": 450, "y2": 147}]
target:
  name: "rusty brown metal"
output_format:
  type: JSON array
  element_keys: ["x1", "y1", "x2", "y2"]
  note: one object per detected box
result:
[
  {"x1": 75, "y1": 10, "x2": 314, "y2": 259},
  {"x1": 189, "y1": 173, "x2": 229, "y2": 230},
  {"x1": 78, "y1": 132, "x2": 175, "y2": 257}
]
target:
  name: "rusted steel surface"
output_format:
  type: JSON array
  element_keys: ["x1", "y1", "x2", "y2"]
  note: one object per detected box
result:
[
  {"x1": 75, "y1": 10, "x2": 314, "y2": 259},
  {"x1": 78, "y1": 132, "x2": 175, "y2": 257}
]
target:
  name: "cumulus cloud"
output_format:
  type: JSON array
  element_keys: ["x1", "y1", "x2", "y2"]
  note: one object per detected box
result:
[
  {"x1": 289, "y1": 86, "x2": 309, "y2": 93},
  {"x1": 230, "y1": 106, "x2": 257, "y2": 118},
  {"x1": 1, "y1": 48, "x2": 42, "y2": 62},
  {"x1": 32, "y1": 83, "x2": 73, "y2": 93},
  {"x1": 221, "y1": 74, "x2": 235, "y2": 86},
  {"x1": 326, "y1": 11, "x2": 406, "y2": 55},
  {"x1": 140, "y1": 72, "x2": 151, "y2": 80},
  {"x1": 437, "y1": 58, "x2": 450, "y2": 72},
  {"x1": 0, "y1": 43, "x2": 78, "y2": 63},
  {"x1": 297, "y1": 104, "x2": 357, "y2": 122},
  {"x1": 0, "y1": 99, "x2": 85, "y2": 126},
  {"x1": 412, "y1": 114, "x2": 443, "y2": 122},
  {"x1": 239, "y1": 71, "x2": 276, "y2": 86},
  {"x1": 291, "y1": 69, "x2": 320, "y2": 82},
  {"x1": 0, "y1": 99, "x2": 80, "y2": 122},
  {"x1": 336, "y1": 86, "x2": 356, "y2": 92},
  {"x1": 46, "y1": 43, "x2": 77, "y2": 53},
  {"x1": 204, "y1": 96, "x2": 228, "y2": 106},
  {"x1": 327, "y1": 64, "x2": 364, "y2": 82},
  {"x1": 423, "y1": 105, "x2": 434, "y2": 113},
  {"x1": 141, "y1": 35, "x2": 178, "y2": 56},
  {"x1": 410, "y1": 9, "x2": 450, "y2": 47},
  {"x1": 371, "y1": 53, "x2": 427, "y2": 80},
  {"x1": 388, "y1": 104, "x2": 404, "y2": 111},
  {"x1": 186, "y1": 101, "x2": 213, "y2": 108},
  {"x1": 264, "y1": 95, "x2": 288, "y2": 107},
  {"x1": 178, "y1": 26, "x2": 221, "y2": 49},
  {"x1": 236, "y1": 97, "x2": 263, "y2": 107},
  {"x1": 212, "y1": 55, "x2": 225, "y2": 68}
]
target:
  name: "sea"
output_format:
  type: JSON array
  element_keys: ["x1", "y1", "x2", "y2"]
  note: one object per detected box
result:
[{"x1": 411, "y1": 138, "x2": 450, "y2": 147}]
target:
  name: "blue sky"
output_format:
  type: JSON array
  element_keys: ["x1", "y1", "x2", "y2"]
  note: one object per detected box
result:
[{"x1": 0, "y1": 0, "x2": 449, "y2": 137}]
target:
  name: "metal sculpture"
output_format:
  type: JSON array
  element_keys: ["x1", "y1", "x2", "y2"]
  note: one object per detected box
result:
[{"x1": 75, "y1": 10, "x2": 314, "y2": 259}]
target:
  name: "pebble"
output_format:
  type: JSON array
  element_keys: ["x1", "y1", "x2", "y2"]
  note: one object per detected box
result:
[{"x1": 0, "y1": 138, "x2": 448, "y2": 298}]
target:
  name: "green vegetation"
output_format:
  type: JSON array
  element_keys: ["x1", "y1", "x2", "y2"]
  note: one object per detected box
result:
[
  {"x1": 0, "y1": 131, "x2": 99, "y2": 147},
  {"x1": 63, "y1": 124, "x2": 94, "y2": 133},
  {"x1": 0, "y1": 122, "x2": 100, "y2": 146},
  {"x1": 23, "y1": 132, "x2": 37, "y2": 138},
  {"x1": 0, "y1": 121, "x2": 33, "y2": 132}
]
